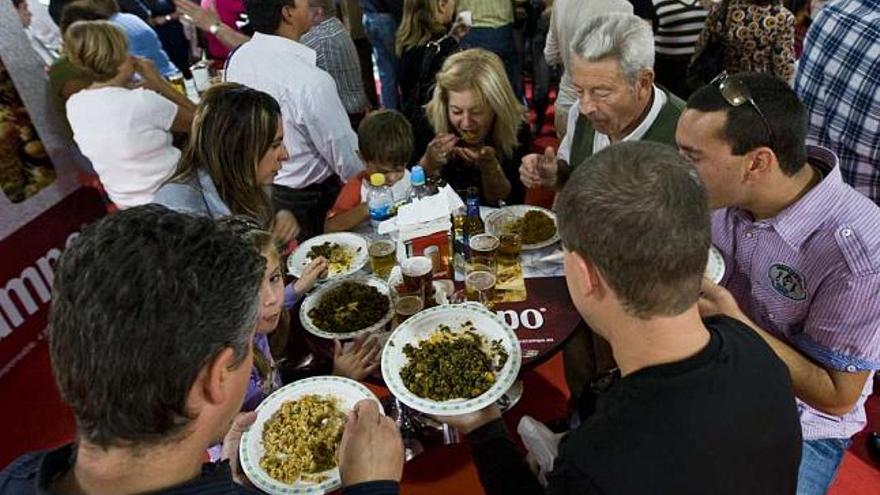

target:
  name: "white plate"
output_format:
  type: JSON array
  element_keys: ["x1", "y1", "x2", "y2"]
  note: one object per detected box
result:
[
  {"x1": 300, "y1": 275, "x2": 394, "y2": 340},
  {"x1": 287, "y1": 233, "x2": 369, "y2": 279},
  {"x1": 381, "y1": 303, "x2": 522, "y2": 416},
  {"x1": 485, "y1": 205, "x2": 560, "y2": 251},
  {"x1": 705, "y1": 245, "x2": 726, "y2": 284},
  {"x1": 239, "y1": 376, "x2": 382, "y2": 495}
]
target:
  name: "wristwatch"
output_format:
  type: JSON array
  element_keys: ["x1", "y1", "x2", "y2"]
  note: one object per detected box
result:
[{"x1": 209, "y1": 22, "x2": 222, "y2": 35}]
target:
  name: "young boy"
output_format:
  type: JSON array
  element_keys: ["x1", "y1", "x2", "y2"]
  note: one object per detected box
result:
[{"x1": 325, "y1": 109, "x2": 413, "y2": 232}]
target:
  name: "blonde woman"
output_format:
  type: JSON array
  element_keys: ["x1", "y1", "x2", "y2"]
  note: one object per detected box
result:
[
  {"x1": 421, "y1": 48, "x2": 529, "y2": 205},
  {"x1": 64, "y1": 20, "x2": 194, "y2": 208},
  {"x1": 396, "y1": 0, "x2": 469, "y2": 160}
]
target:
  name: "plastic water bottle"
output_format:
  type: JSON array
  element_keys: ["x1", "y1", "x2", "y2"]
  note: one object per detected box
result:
[
  {"x1": 367, "y1": 173, "x2": 393, "y2": 230},
  {"x1": 409, "y1": 165, "x2": 431, "y2": 202}
]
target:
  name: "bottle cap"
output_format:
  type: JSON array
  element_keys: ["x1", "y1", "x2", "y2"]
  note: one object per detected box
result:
[
  {"x1": 370, "y1": 173, "x2": 386, "y2": 187},
  {"x1": 411, "y1": 166, "x2": 426, "y2": 186}
]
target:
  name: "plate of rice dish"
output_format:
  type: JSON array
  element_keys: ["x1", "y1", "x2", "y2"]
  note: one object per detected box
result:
[
  {"x1": 300, "y1": 275, "x2": 394, "y2": 340},
  {"x1": 239, "y1": 376, "x2": 382, "y2": 494},
  {"x1": 381, "y1": 303, "x2": 521, "y2": 416},
  {"x1": 288, "y1": 233, "x2": 368, "y2": 279},
  {"x1": 485, "y1": 205, "x2": 559, "y2": 250}
]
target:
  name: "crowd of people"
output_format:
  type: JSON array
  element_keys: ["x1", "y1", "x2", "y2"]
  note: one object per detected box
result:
[{"x1": 2, "y1": 0, "x2": 880, "y2": 494}]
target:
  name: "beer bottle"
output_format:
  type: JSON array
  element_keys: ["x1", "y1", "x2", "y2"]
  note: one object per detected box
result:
[{"x1": 463, "y1": 187, "x2": 484, "y2": 259}]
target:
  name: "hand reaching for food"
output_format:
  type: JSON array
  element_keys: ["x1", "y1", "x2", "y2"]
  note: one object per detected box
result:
[
  {"x1": 332, "y1": 334, "x2": 381, "y2": 381},
  {"x1": 294, "y1": 257, "x2": 328, "y2": 295}
]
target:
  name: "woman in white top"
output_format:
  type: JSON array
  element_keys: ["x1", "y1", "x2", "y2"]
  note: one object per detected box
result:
[{"x1": 64, "y1": 20, "x2": 194, "y2": 208}]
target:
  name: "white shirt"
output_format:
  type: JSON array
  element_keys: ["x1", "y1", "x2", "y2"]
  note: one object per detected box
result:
[
  {"x1": 225, "y1": 32, "x2": 364, "y2": 189},
  {"x1": 359, "y1": 169, "x2": 412, "y2": 205},
  {"x1": 558, "y1": 85, "x2": 668, "y2": 162},
  {"x1": 67, "y1": 87, "x2": 179, "y2": 208}
]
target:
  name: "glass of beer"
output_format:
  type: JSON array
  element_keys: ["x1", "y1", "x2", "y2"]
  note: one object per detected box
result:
[
  {"x1": 401, "y1": 256, "x2": 434, "y2": 303},
  {"x1": 394, "y1": 284, "x2": 424, "y2": 325},
  {"x1": 368, "y1": 239, "x2": 396, "y2": 279},
  {"x1": 168, "y1": 74, "x2": 186, "y2": 95},
  {"x1": 466, "y1": 234, "x2": 499, "y2": 308},
  {"x1": 468, "y1": 234, "x2": 499, "y2": 272},
  {"x1": 498, "y1": 233, "x2": 521, "y2": 264},
  {"x1": 465, "y1": 267, "x2": 496, "y2": 309}
]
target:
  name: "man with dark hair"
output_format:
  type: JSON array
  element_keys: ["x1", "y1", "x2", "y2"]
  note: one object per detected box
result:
[
  {"x1": 441, "y1": 141, "x2": 802, "y2": 494},
  {"x1": 0, "y1": 206, "x2": 403, "y2": 494},
  {"x1": 226, "y1": 0, "x2": 364, "y2": 241},
  {"x1": 677, "y1": 72, "x2": 880, "y2": 494}
]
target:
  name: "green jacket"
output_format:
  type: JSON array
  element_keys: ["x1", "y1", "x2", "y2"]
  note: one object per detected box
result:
[{"x1": 568, "y1": 88, "x2": 686, "y2": 169}]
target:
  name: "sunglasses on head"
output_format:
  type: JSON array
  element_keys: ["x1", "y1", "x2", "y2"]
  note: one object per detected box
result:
[{"x1": 711, "y1": 72, "x2": 776, "y2": 151}]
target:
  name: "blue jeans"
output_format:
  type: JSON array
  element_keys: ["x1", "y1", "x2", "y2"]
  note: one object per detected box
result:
[
  {"x1": 797, "y1": 438, "x2": 851, "y2": 495},
  {"x1": 462, "y1": 24, "x2": 523, "y2": 101},
  {"x1": 362, "y1": 12, "x2": 399, "y2": 110}
]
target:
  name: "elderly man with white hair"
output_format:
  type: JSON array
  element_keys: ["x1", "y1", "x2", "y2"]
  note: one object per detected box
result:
[
  {"x1": 522, "y1": 12, "x2": 687, "y2": 407},
  {"x1": 520, "y1": 12, "x2": 685, "y2": 189}
]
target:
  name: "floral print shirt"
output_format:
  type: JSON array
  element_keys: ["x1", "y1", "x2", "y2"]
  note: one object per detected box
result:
[{"x1": 696, "y1": 0, "x2": 796, "y2": 82}]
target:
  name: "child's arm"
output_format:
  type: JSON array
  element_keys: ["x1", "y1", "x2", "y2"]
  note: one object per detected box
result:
[
  {"x1": 324, "y1": 203, "x2": 370, "y2": 232},
  {"x1": 285, "y1": 258, "x2": 327, "y2": 311}
]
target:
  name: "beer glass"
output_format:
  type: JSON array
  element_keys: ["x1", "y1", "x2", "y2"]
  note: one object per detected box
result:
[
  {"x1": 401, "y1": 256, "x2": 434, "y2": 303},
  {"x1": 368, "y1": 239, "x2": 396, "y2": 279},
  {"x1": 498, "y1": 233, "x2": 521, "y2": 264},
  {"x1": 466, "y1": 234, "x2": 499, "y2": 308},
  {"x1": 393, "y1": 284, "x2": 424, "y2": 325}
]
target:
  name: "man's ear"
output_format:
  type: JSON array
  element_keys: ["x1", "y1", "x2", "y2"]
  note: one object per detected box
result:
[
  {"x1": 199, "y1": 347, "x2": 240, "y2": 406},
  {"x1": 280, "y1": 3, "x2": 298, "y2": 27},
  {"x1": 743, "y1": 146, "x2": 778, "y2": 184},
  {"x1": 637, "y1": 68, "x2": 655, "y2": 97},
  {"x1": 568, "y1": 249, "x2": 604, "y2": 299}
]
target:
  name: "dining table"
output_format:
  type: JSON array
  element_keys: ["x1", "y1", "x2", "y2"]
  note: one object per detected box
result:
[{"x1": 281, "y1": 213, "x2": 586, "y2": 493}]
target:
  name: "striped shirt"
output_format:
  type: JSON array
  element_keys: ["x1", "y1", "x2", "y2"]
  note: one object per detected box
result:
[
  {"x1": 633, "y1": 0, "x2": 708, "y2": 55},
  {"x1": 711, "y1": 145, "x2": 880, "y2": 441},
  {"x1": 301, "y1": 17, "x2": 370, "y2": 115},
  {"x1": 794, "y1": 0, "x2": 880, "y2": 206}
]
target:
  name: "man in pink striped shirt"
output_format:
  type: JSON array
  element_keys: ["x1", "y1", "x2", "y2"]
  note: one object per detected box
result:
[{"x1": 676, "y1": 72, "x2": 880, "y2": 495}]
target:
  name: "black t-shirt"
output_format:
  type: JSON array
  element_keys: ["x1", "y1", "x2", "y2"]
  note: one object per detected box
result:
[
  {"x1": 468, "y1": 315, "x2": 803, "y2": 495},
  {"x1": 0, "y1": 444, "x2": 399, "y2": 495}
]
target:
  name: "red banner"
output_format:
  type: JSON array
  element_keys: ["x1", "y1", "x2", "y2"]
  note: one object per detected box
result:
[{"x1": 0, "y1": 187, "x2": 106, "y2": 376}]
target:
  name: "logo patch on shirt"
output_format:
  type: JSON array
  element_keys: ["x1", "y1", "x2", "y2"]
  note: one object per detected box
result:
[{"x1": 768, "y1": 264, "x2": 807, "y2": 301}]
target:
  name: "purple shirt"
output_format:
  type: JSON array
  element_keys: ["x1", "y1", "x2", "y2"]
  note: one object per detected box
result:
[
  {"x1": 242, "y1": 333, "x2": 282, "y2": 412},
  {"x1": 712, "y1": 145, "x2": 880, "y2": 441},
  {"x1": 242, "y1": 285, "x2": 298, "y2": 412}
]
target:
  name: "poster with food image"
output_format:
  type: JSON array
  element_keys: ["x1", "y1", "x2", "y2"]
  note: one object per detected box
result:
[{"x1": 0, "y1": 56, "x2": 55, "y2": 203}]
